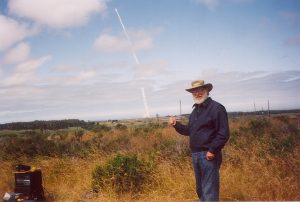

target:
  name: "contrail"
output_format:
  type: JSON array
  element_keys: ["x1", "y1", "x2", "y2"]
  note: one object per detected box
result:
[
  {"x1": 115, "y1": 8, "x2": 140, "y2": 65},
  {"x1": 115, "y1": 8, "x2": 150, "y2": 118}
]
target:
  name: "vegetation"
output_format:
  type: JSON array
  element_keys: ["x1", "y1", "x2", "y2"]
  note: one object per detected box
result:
[
  {"x1": 0, "y1": 114, "x2": 299, "y2": 201},
  {"x1": 0, "y1": 119, "x2": 87, "y2": 130},
  {"x1": 92, "y1": 154, "x2": 155, "y2": 195}
]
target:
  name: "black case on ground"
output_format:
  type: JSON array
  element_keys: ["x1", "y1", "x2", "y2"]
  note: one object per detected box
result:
[{"x1": 14, "y1": 168, "x2": 45, "y2": 200}]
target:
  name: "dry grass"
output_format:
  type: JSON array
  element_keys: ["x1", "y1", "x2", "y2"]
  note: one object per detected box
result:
[
  {"x1": 0, "y1": 115, "x2": 299, "y2": 201},
  {"x1": 221, "y1": 149, "x2": 300, "y2": 200},
  {"x1": 0, "y1": 161, "x2": 14, "y2": 196}
]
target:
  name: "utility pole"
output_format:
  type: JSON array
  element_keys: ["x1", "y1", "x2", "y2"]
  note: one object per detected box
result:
[
  {"x1": 254, "y1": 102, "x2": 257, "y2": 115},
  {"x1": 268, "y1": 100, "x2": 270, "y2": 117}
]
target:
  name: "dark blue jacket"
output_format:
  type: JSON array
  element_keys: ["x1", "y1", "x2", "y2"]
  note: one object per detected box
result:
[{"x1": 174, "y1": 97, "x2": 230, "y2": 153}]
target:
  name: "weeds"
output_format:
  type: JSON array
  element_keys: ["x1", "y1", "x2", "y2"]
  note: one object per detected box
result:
[
  {"x1": 0, "y1": 115, "x2": 299, "y2": 201},
  {"x1": 92, "y1": 154, "x2": 155, "y2": 196},
  {"x1": 248, "y1": 118, "x2": 271, "y2": 136}
]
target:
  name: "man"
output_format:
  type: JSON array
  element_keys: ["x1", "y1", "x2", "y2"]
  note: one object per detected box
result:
[{"x1": 169, "y1": 80, "x2": 229, "y2": 201}]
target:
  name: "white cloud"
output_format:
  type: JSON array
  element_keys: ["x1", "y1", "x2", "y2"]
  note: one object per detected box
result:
[
  {"x1": 196, "y1": 70, "x2": 300, "y2": 111},
  {"x1": 0, "y1": 15, "x2": 37, "y2": 51},
  {"x1": 63, "y1": 70, "x2": 97, "y2": 85},
  {"x1": 3, "y1": 42, "x2": 31, "y2": 64},
  {"x1": 8, "y1": 0, "x2": 107, "y2": 28},
  {"x1": 156, "y1": 70, "x2": 300, "y2": 113},
  {"x1": 53, "y1": 64, "x2": 80, "y2": 73},
  {"x1": 284, "y1": 76, "x2": 300, "y2": 82},
  {"x1": 0, "y1": 69, "x2": 299, "y2": 123},
  {"x1": 93, "y1": 30, "x2": 153, "y2": 53},
  {"x1": 131, "y1": 31, "x2": 153, "y2": 51},
  {"x1": 48, "y1": 63, "x2": 99, "y2": 85},
  {"x1": 135, "y1": 60, "x2": 169, "y2": 78},
  {"x1": 2, "y1": 56, "x2": 51, "y2": 86},
  {"x1": 93, "y1": 34, "x2": 130, "y2": 52}
]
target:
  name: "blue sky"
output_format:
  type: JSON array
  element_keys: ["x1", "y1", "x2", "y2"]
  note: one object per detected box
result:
[{"x1": 0, "y1": 0, "x2": 300, "y2": 123}]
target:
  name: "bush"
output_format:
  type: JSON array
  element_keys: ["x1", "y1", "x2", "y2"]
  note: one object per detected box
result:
[
  {"x1": 248, "y1": 118, "x2": 270, "y2": 136},
  {"x1": 265, "y1": 134, "x2": 297, "y2": 156},
  {"x1": 74, "y1": 129, "x2": 84, "y2": 141},
  {"x1": 115, "y1": 123, "x2": 127, "y2": 131},
  {"x1": 134, "y1": 122, "x2": 163, "y2": 134},
  {"x1": 85, "y1": 124, "x2": 111, "y2": 133},
  {"x1": 229, "y1": 129, "x2": 239, "y2": 146},
  {"x1": 99, "y1": 134, "x2": 131, "y2": 153},
  {"x1": 0, "y1": 129, "x2": 94, "y2": 159},
  {"x1": 92, "y1": 154, "x2": 155, "y2": 194}
]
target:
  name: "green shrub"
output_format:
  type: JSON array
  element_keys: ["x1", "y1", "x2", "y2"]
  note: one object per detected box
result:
[
  {"x1": 134, "y1": 122, "x2": 163, "y2": 134},
  {"x1": 115, "y1": 123, "x2": 128, "y2": 131},
  {"x1": 161, "y1": 122, "x2": 168, "y2": 128},
  {"x1": 99, "y1": 134, "x2": 131, "y2": 153},
  {"x1": 86, "y1": 124, "x2": 111, "y2": 133},
  {"x1": 154, "y1": 139, "x2": 177, "y2": 151},
  {"x1": 0, "y1": 130, "x2": 94, "y2": 159},
  {"x1": 248, "y1": 118, "x2": 270, "y2": 136},
  {"x1": 274, "y1": 115, "x2": 290, "y2": 124},
  {"x1": 92, "y1": 154, "x2": 155, "y2": 194},
  {"x1": 74, "y1": 129, "x2": 84, "y2": 141},
  {"x1": 229, "y1": 130, "x2": 239, "y2": 145},
  {"x1": 265, "y1": 135, "x2": 296, "y2": 156},
  {"x1": 152, "y1": 138, "x2": 190, "y2": 163}
]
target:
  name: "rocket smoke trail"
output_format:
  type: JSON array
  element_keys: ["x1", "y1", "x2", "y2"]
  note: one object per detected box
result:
[
  {"x1": 141, "y1": 87, "x2": 150, "y2": 118},
  {"x1": 115, "y1": 8, "x2": 150, "y2": 118},
  {"x1": 141, "y1": 87, "x2": 151, "y2": 118},
  {"x1": 115, "y1": 8, "x2": 140, "y2": 65}
]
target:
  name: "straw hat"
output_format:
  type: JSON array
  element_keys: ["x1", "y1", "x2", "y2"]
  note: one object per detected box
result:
[{"x1": 185, "y1": 80, "x2": 213, "y2": 93}]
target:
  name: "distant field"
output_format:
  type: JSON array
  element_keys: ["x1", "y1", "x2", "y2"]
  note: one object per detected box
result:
[{"x1": 0, "y1": 114, "x2": 299, "y2": 201}]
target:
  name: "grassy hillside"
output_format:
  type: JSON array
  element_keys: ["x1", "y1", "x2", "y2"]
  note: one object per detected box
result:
[{"x1": 0, "y1": 114, "x2": 299, "y2": 201}]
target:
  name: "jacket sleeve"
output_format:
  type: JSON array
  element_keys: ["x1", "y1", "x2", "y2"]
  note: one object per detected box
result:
[
  {"x1": 173, "y1": 122, "x2": 190, "y2": 136},
  {"x1": 208, "y1": 105, "x2": 230, "y2": 153}
]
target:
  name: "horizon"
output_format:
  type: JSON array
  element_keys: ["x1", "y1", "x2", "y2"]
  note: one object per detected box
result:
[
  {"x1": 0, "y1": 0, "x2": 300, "y2": 123},
  {"x1": 1, "y1": 107, "x2": 300, "y2": 125}
]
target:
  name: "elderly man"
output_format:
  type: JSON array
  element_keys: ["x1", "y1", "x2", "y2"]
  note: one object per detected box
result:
[{"x1": 169, "y1": 80, "x2": 229, "y2": 201}]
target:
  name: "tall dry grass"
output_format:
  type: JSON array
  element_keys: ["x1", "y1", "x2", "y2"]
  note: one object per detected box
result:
[
  {"x1": 222, "y1": 146, "x2": 300, "y2": 200},
  {"x1": 0, "y1": 115, "x2": 299, "y2": 201}
]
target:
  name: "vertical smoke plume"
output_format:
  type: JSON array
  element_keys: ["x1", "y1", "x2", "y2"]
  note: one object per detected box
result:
[{"x1": 141, "y1": 87, "x2": 150, "y2": 118}]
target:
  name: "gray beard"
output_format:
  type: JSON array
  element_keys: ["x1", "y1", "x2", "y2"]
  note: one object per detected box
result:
[{"x1": 193, "y1": 94, "x2": 208, "y2": 105}]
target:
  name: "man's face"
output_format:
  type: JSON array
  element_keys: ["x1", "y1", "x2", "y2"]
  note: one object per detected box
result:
[{"x1": 191, "y1": 87, "x2": 208, "y2": 104}]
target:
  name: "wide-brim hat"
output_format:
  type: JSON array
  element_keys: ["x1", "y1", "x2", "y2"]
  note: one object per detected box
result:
[{"x1": 186, "y1": 80, "x2": 213, "y2": 93}]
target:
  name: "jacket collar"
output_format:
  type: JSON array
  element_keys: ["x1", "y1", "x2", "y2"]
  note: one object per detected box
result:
[{"x1": 193, "y1": 97, "x2": 212, "y2": 108}]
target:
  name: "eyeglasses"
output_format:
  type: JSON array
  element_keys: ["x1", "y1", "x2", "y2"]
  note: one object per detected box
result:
[{"x1": 191, "y1": 87, "x2": 206, "y2": 94}]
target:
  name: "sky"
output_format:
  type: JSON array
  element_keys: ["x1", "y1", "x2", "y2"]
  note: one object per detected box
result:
[{"x1": 0, "y1": 0, "x2": 300, "y2": 123}]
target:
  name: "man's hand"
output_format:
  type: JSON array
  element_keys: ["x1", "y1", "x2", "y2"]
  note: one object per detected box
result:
[
  {"x1": 168, "y1": 116, "x2": 176, "y2": 126},
  {"x1": 206, "y1": 151, "x2": 215, "y2": 160}
]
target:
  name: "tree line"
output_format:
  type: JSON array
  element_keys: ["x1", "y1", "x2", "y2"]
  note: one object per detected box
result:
[{"x1": 0, "y1": 119, "x2": 89, "y2": 130}]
